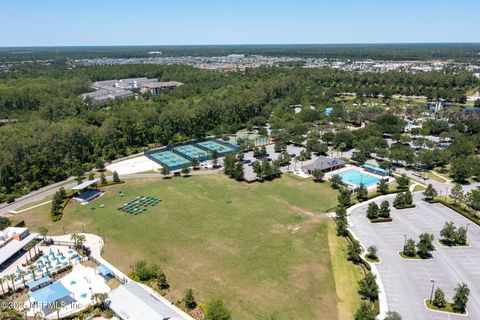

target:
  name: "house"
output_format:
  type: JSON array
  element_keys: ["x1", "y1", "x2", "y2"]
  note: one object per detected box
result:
[{"x1": 302, "y1": 156, "x2": 345, "y2": 174}]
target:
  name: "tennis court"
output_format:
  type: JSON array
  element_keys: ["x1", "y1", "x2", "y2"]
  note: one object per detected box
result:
[
  {"x1": 149, "y1": 151, "x2": 191, "y2": 170},
  {"x1": 175, "y1": 145, "x2": 210, "y2": 161},
  {"x1": 118, "y1": 196, "x2": 160, "y2": 214},
  {"x1": 197, "y1": 140, "x2": 235, "y2": 153}
]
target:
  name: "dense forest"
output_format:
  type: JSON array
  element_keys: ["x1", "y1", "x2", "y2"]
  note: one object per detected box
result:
[
  {"x1": 1, "y1": 43, "x2": 480, "y2": 62},
  {"x1": 0, "y1": 63, "x2": 479, "y2": 201}
]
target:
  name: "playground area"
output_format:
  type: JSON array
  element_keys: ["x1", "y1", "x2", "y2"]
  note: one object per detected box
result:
[
  {"x1": 118, "y1": 196, "x2": 160, "y2": 214},
  {"x1": 27, "y1": 264, "x2": 110, "y2": 318}
]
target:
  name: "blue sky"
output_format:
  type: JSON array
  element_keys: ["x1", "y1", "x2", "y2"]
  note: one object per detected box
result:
[{"x1": 1, "y1": 0, "x2": 479, "y2": 46}]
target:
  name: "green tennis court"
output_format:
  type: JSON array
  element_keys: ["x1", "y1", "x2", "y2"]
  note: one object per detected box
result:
[{"x1": 175, "y1": 145, "x2": 209, "y2": 160}]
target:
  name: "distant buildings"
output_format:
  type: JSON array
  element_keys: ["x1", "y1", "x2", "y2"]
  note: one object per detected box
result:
[{"x1": 80, "y1": 77, "x2": 183, "y2": 103}]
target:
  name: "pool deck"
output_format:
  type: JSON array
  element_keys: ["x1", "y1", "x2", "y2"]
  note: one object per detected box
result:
[{"x1": 325, "y1": 164, "x2": 392, "y2": 191}]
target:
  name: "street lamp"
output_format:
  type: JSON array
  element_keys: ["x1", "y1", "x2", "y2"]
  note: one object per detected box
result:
[
  {"x1": 403, "y1": 234, "x2": 407, "y2": 251},
  {"x1": 466, "y1": 223, "x2": 470, "y2": 234},
  {"x1": 429, "y1": 280, "x2": 435, "y2": 303}
]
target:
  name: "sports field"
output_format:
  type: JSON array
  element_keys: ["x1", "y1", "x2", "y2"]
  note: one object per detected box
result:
[{"x1": 14, "y1": 174, "x2": 362, "y2": 320}]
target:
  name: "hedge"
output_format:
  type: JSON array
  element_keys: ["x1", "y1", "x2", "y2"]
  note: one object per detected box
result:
[
  {"x1": 393, "y1": 204, "x2": 416, "y2": 210},
  {"x1": 369, "y1": 217, "x2": 393, "y2": 223},
  {"x1": 437, "y1": 199, "x2": 480, "y2": 225}
]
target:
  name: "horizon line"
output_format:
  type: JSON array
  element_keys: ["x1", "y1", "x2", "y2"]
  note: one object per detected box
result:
[{"x1": 1, "y1": 42, "x2": 480, "y2": 49}]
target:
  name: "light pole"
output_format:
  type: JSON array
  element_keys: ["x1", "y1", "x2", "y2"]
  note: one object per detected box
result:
[
  {"x1": 429, "y1": 280, "x2": 435, "y2": 303},
  {"x1": 403, "y1": 234, "x2": 407, "y2": 252},
  {"x1": 466, "y1": 223, "x2": 470, "y2": 234}
]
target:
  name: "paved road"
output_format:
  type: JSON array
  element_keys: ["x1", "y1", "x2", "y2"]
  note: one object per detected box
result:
[
  {"x1": 350, "y1": 193, "x2": 480, "y2": 320},
  {"x1": 0, "y1": 169, "x2": 223, "y2": 216}
]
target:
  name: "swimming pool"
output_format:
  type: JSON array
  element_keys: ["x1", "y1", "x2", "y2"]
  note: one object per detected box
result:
[{"x1": 335, "y1": 169, "x2": 380, "y2": 187}]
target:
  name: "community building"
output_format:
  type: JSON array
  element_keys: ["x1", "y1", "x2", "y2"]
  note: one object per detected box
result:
[
  {"x1": 80, "y1": 78, "x2": 183, "y2": 103},
  {"x1": 0, "y1": 227, "x2": 38, "y2": 270},
  {"x1": 108, "y1": 281, "x2": 193, "y2": 320},
  {"x1": 302, "y1": 156, "x2": 346, "y2": 174}
]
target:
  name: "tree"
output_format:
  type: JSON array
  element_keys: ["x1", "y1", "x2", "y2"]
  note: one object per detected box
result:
[
  {"x1": 211, "y1": 150, "x2": 219, "y2": 168},
  {"x1": 95, "y1": 158, "x2": 105, "y2": 172},
  {"x1": 440, "y1": 221, "x2": 457, "y2": 245},
  {"x1": 379, "y1": 200, "x2": 390, "y2": 218},
  {"x1": 423, "y1": 184, "x2": 438, "y2": 201},
  {"x1": 450, "y1": 158, "x2": 473, "y2": 182},
  {"x1": 383, "y1": 311, "x2": 402, "y2": 320},
  {"x1": 38, "y1": 226, "x2": 49, "y2": 241},
  {"x1": 330, "y1": 175, "x2": 343, "y2": 189},
  {"x1": 157, "y1": 271, "x2": 170, "y2": 290},
  {"x1": 356, "y1": 183, "x2": 368, "y2": 201},
  {"x1": 452, "y1": 283, "x2": 470, "y2": 313},
  {"x1": 450, "y1": 184, "x2": 465, "y2": 205},
  {"x1": 335, "y1": 205, "x2": 348, "y2": 236},
  {"x1": 205, "y1": 299, "x2": 231, "y2": 320},
  {"x1": 366, "y1": 245, "x2": 378, "y2": 260},
  {"x1": 467, "y1": 189, "x2": 480, "y2": 211},
  {"x1": 232, "y1": 163, "x2": 244, "y2": 181},
  {"x1": 181, "y1": 165, "x2": 191, "y2": 176},
  {"x1": 417, "y1": 233, "x2": 435, "y2": 258},
  {"x1": 0, "y1": 217, "x2": 12, "y2": 230},
  {"x1": 366, "y1": 202, "x2": 379, "y2": 220},
  {"x1": 455, "y1": 226, "x2": 467, "y2": 246},
  {"x1": 112, "y1": 171, "x2": 121, "y2": 183},
  {"x1": 338, "y1": 188, "x2": 351, "y2": 207},
  {"x1": 100, "y1": 172, "x2": 107, "y2": 184},
  {"x1": 191, "y1": 158, "x2": 200, "y2": 170},
  {"x1": 347, "y1": 239, "x2": 363, "y2": 264},
  {"x1": 395, "y1": 174, "x2": 409, "y2": 190},
  {"x1": 88, "y1": 172, "x2": 95, "y2": 180},
  {"x1": 377, "y1": 179, "x2": 389, "y2": 195},
  {"x1": 311, "y1": 169, "x2": 324, "y2": 182},
  {"x1": 354, "y1": 302, "x2": 376, "y2": 320},
  {"x1": 184, "y1": 288, "x2": 197, "y2": 309},
  {"x1": 358, "y1": 272, "x2": 379, "y2": 302},
  {"x1": 432, "y1": 287, "x2": 446, "y2": 308},
  {"x1": 223, "y1": 154, "x2": 236, "y2": 176},
  {"x1": 403, "y1": 239, "x2": 416, "y2": 257}
]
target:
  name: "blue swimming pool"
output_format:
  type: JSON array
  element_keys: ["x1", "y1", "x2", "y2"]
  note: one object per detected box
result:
[{"x1": 335, "y1": 169, "x2": 380, "y2": 187}]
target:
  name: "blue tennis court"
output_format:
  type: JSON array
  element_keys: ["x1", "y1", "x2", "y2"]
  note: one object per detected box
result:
[
  {"x1": 197, "y1": 140, "x2": 235, "y2": 153},
  {"x1": 150, "y1": 151, "x2": 191, "y2": 169},
  {"x1": 336, "y1": 169, "x2": 380, "y2": 187},
  {"x1": 175, "y1": 145, "x2": 209, "y2": 160}
]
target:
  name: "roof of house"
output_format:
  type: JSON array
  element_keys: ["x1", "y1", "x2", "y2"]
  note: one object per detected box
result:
[
  {"x1": 108, "y1": 281, "x2": 192, "y2": 320},
  {"x1": 302, "y1": 156, "x2": 345, "y2": 172}
]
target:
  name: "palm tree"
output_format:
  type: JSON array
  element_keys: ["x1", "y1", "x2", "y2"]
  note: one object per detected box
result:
[
  {"x1": 19, "y1": 270, "x2": 27, "y2": 288},
  {"x1": 7, "y1": 274, "x2": 16, "y2": 291},
  {"x1": 38, "y1": 226, "x2": 49, "y2": 242},
  {"x1": 28, "y1": 265, "x2": 37, "y2": 281},
  {"x1": 70, "y1": 233, "x2": 79, "y2": 248},
  {"x1": 0, "y1": 278, "x2": 6, "y2": 295}
]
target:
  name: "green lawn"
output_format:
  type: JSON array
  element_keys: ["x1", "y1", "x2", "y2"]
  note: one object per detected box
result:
[{"x1": 14, "y1": 174, "x2": 361, "y2": 320}]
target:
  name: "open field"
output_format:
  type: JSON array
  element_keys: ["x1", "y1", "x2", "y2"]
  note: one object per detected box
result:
[{"x1": 13, "y1": 174, "x2": 364, "y2": 319}]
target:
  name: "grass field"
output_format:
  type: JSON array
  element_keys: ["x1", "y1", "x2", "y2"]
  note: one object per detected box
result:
[{"x1": 14, "y1": 174, "x2": 363, "y2": 319}]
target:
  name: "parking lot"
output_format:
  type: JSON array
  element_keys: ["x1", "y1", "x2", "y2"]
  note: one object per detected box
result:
[
  {"x1": 242, "y1": 144, "x2": 319, "y2": 181},
  {"x1": 349, "y1": 193, "x2": 480, "y2": 320}
]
